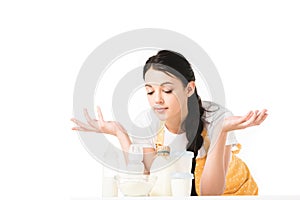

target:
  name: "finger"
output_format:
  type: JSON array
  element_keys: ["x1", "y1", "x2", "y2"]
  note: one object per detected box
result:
[
  {"x1": 71, "y1": 118, "x2": 94, "y2": 130},
  {"x1": 241, "y1": 110, "x2": 259, "y2": 127},
  {"x1": 254, "y1": 109, "x2": 268, "y2": 124},
  {"x1": 71, "y1": 117, "x2": 79, "y2": 124},
  {"x1": 84, "y1": 108, "x2": 92, "y2": 121},
  {"x1": 72, "y1": 126, "x2": 92, "y2": 132},
  {"x1": 72, "y1": 127, "x2": 86, "y2": 131},
  {"x1": 259, "y1": 113, "x2": 268, "y2": 124},
  {"x1": 258, "y1": 109, "x2": 268, "y2": 117},
  {"x1": 254, "y1": 110, "x2": 260, "y2": 121},
  {"x1": 251, "y1": 110, "x2": 261, "y2": 124},
  {"x1": 84, "y1": 108, "x2": 98, "y2": 128},
  {"x1": 244, "y1": 111, "x2": 254, "y2": 121},
  {"x1": 71, "y1": 118, "x2": 80, "y2": 125},
  {"x1": 97, "y1": 106, "x2": 104, "y2": 123},
  {"x1": 237, "y1": 111, "x2": 253, "y2": 124},
  {"x1": 255, "y1": 110, "x2": 268, "y2": 125}
]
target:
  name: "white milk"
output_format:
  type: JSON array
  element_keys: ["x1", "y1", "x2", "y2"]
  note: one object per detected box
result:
[
  {"x1": 171, "y1": 172, "x2": 194, "y2": 196},
  {"x1": 150, "y1": 164, "x2": 175, "y2": 196},
  {"x1": 102, "y1": 176, "x2": 118, "y2": 197},
  {"x1": 119, "y1": 182, "x2": 153, "y2": 196},
  {"x1": 150, "y1": 146, "x2": 175, "y2": 196}
]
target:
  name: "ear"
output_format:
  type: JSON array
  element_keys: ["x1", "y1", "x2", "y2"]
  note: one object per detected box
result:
[{"x1": 186, "y1": 81, "x2": 196, "y2": 97}]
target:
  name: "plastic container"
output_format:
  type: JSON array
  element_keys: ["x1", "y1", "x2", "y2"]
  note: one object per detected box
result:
[
  {"x1": 102, "y1": 166, "x2": 118, "y2": 197},
  {"x1": 171, "y1": 172, "x2": 194, "y2": 196},
  {"x1": 127, "y1": 144, "x2": 145, "y2": 174},
  {"x1": 102, "y1": 176, "x2": 118, "y2": 197},
  {"x1": 172, "y1": 151, "x2": 194, "y2": 172},
  {"x1": 150, "y1": 146, "x2": 175, "y2": 196}
]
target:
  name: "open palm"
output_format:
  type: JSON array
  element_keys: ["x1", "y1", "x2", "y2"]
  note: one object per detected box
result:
[
  {"x1": 222, "y1": 109, "x2": 268, "y2": 132},
  {"x1": 71, "y1": 106, "x2": 126, "y2": 136}
]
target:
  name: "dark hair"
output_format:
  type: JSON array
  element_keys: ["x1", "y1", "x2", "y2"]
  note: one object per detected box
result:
[{"x1": 143, "y1": 50, "x2": 205, "y2": 196}]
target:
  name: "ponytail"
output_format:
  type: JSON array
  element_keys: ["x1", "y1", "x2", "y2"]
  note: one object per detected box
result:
[{"x1": 185, "y1": 87, "x2": 205, "y2": 196}]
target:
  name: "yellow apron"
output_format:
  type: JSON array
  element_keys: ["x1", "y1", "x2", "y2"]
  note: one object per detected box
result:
[
  {"x1": 155, "y1": 125, "x2": 258, "y2": 196},
  {"x1": 194, "y1": 129, "x2": 258, "y2": 195}
]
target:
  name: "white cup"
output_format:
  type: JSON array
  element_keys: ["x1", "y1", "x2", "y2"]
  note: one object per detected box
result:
[
  {"x1": 102, "y1": 176, "x2": 118, "y2": 197},
  {"x1": 171, "y1": 172, "x2": 194, "y2": 197}
]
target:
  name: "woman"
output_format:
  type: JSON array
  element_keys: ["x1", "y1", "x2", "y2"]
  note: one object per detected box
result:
[{"x1": 71, "y1": 50, "x2": 268, "y2": 195}]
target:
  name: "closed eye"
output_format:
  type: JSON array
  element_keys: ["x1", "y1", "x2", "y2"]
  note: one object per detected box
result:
[
  {"x1": 147, "y1": 91, "x2": 154, "y2": 95},
  {"x1": 163, "y1": 90, "x2": 172, "y2": 94}
]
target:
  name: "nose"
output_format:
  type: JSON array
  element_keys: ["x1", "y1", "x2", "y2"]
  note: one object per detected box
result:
[{"x1": 154, "y1": 91, "x2": 164, "y2": 104}]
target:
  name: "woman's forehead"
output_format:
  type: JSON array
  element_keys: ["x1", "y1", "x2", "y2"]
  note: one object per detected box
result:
[{"x1": 144, "y1": 69, "x2": 180, "y2": 85}]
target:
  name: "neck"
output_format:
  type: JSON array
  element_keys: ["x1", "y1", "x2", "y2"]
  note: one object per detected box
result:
[
  {"x1": 165, "y1": 106, "x2": 188, "y2": 134},
  {"x1": 165, "y1": 116, "x2": 186, "y2": 134}
]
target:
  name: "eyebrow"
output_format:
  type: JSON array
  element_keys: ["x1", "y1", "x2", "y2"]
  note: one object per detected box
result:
[{"x1": 145, "y1": 82, "x2": 174, "y2": 87}]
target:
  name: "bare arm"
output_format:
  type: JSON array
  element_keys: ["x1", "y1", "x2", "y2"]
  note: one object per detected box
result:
[
  {"x1": 71, "y1": 106, "x2": 158, "y2": 170},
  {"x1": 199, "y1": 109, "x2": 268, "y2": 195},
  {"x1": 71, "y1": 106, "x2": 132, "y2": 163},
  {"x1": 200, "y1": 131, "x2": 231, "y2": 195},
  {"x1": 115, "y1": 130, "x2": 132, "y2": 164},
  {"x1": 142, "y1": 147, "x2": 156, "y2": 174}
]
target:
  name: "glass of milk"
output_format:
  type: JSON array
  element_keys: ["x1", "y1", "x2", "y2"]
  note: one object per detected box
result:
[
  {"x1": 102, "y1": 176, "x2": 118, "y2": 197},
  {"x1": 171, "y1": 172, "x2": 194, "y2": 196},
  {"x1": 102, "y1": 166, "x2": 118, "y2": 197}
]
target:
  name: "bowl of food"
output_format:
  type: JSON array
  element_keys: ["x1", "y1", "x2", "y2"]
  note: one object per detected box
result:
[{"x1": 114, "y1": 174, "x2": 157, "y2": 197}]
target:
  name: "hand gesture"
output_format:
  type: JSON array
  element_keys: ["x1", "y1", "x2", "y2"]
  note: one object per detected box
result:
[
  {"x1": 222, "y1": 109, "x2": 268, "y2": 132},
  {"x1": 71, "y1": 106, "x2": 127, "y2": 136}
]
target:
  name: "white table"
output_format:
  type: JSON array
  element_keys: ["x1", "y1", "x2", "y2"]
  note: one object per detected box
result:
[{"x1": 72, "y1": 196, "x2": 300, "y2": 200}]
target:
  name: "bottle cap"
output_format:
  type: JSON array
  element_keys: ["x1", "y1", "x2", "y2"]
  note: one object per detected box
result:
[
  {"x1": 156, "y1": 146, "x2": 170, "y2": 156},
  {"x1": 171, "y1": 172, "x2": 194, "y2": 179},
  {"x1": 128, "y1": 144, "x2": 143, "y2": 162},
  {"x1": 127, "y1": 144, "x2": 144, "y2": 174}
]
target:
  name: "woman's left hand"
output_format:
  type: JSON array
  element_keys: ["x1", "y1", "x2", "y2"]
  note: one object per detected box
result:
[{"x1": 222, "y1": 109, "x2": 268, "y2": 132}]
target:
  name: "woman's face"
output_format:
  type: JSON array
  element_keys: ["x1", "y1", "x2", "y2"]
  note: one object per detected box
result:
[{"x1": 144, "y1": 68, "x2": 189, "y2": 124}]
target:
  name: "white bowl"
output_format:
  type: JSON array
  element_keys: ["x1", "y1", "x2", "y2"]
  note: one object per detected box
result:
[{"x1": 114, "y1": 174, "x2": 157, "y2": 197}]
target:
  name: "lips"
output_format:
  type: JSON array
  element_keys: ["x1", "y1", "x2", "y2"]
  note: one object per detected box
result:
[{"x1": 154, "y1": 107, "x2": 168, "y2": 113}]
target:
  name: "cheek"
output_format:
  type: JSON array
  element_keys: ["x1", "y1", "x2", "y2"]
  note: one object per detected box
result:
[
  {"x1": 165, "y1": 95, "x2": 181, "y2": 108},
  {"x1": 146, "y1": 95, "x2": 154, "y2": 105},
  {"x1": 167, "y1": 93, "x2": 187, "y2": 109}
]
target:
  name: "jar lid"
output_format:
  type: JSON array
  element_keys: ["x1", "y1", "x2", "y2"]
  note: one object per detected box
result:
[
  {"x1": 172, "y1": 151, "x2": 194, "y2": 158},
  {"x1": 171, "y1": 172, "x2": 194, "y2": 179},
  {"x1": 183, "y1": 151, "x2": 194, "y2": 157},
  {"x1": 156, "y1": 146, "x2": 170, "y2": 156}
]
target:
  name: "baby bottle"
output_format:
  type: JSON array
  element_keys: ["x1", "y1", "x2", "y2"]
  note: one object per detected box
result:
[
  {"x1": 150, "y1": 146, "x2": 175, "y2": 196},
  {"x1": 127, "y1": 144, "x2": 145, "y2": 174}
]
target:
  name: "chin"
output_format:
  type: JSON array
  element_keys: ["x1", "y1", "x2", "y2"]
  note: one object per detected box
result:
[{"x1": 154, "y1": 113, "x2": 168, "y2": 121}]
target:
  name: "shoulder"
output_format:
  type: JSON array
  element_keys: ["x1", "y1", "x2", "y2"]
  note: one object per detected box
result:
[
  {"x1": 201, "y1": 101, "x2": 238, "y2": 147},
  {"x1": 202, "y1": 101, "x2": 233, "y2": 124}
]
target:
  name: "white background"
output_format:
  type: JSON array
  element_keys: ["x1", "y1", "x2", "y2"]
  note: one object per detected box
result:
[{"x1": 1, "y1": 0, "x2": 300, "y2": 199}]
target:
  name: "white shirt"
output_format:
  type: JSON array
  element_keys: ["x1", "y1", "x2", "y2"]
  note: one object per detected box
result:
[
  {"x1": 131, "y1": 101, "x2": 238, "y2": 157},
  {"x1": 163, "y1": 125, "x2": 188, "y2": 153}
]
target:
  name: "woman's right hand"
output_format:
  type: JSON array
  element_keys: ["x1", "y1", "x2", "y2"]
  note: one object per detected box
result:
[{"x1": 71, "y1": 106, "x2": 127, "y2": 136}]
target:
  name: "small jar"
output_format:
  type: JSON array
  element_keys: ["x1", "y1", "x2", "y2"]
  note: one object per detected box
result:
[
  {"x1": 150, "y1": 146, "x2": 175, "y2": 196},
  {"x1": 171, "y1": 172, "x2": 194, "y2": 196}
]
